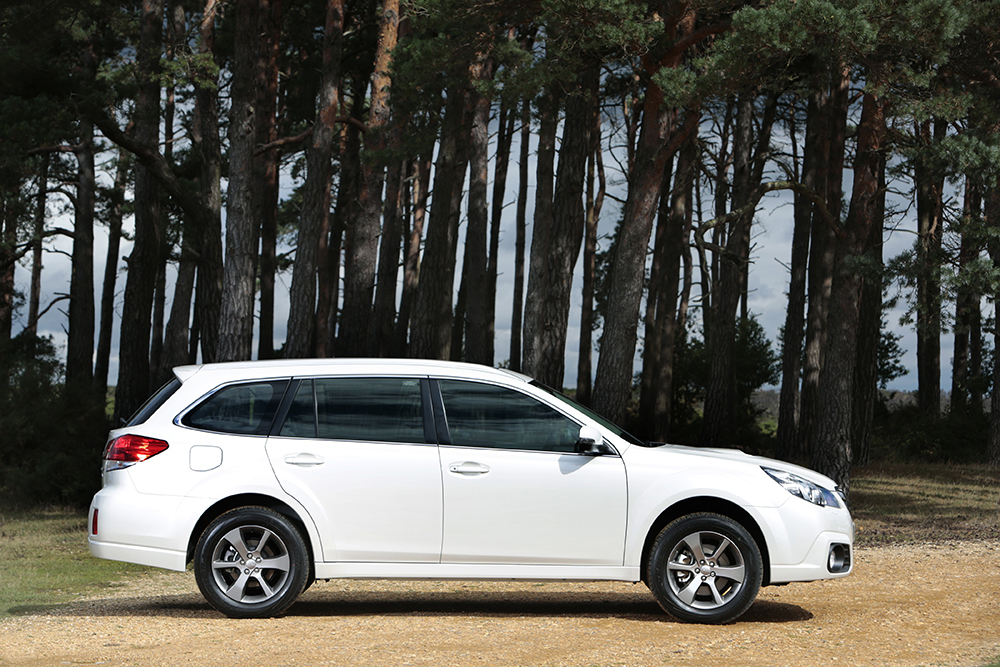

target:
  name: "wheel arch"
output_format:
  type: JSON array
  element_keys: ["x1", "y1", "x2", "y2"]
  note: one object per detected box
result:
[
  {"x1": 186, "y1": 494, "x2": 315, "y2": 565},
  {"x1": 639, "y1": 496, "x2": 771, "y2": 586}
]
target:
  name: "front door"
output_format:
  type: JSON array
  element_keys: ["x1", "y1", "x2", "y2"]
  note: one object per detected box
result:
[{"x1": 435, "y1": 379, "x2": 627, "y2": 565}]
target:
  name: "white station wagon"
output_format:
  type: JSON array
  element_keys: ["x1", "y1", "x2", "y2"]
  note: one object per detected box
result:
[{"x1": 88, "y1": 359, "x2": 853, "y2": 623}]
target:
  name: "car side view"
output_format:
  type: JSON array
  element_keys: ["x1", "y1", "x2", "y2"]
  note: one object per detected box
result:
[{"x1": 88, "y1": 359, "x2": 853, "y2": 624}]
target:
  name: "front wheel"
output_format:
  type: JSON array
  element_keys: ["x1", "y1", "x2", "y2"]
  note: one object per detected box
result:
[
  {"x1": 194, "y1": 506, "x2": 310, "y2": 618},
  {"x1": 646, "y1": 513, "x2": 762, "y2": 624}
]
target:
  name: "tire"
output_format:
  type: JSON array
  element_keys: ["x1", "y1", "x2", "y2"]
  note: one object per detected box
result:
[
  {"x1": 646, "y1": 513, "x2": 762, "y2": 624},
  {"x1": 194, "y1": 506, "x2": 310, "y2": 618}
]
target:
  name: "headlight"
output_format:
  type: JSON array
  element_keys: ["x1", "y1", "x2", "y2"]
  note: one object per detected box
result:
[{"x1": 762, "y1": 467, "x2": 839, "y2": 507}]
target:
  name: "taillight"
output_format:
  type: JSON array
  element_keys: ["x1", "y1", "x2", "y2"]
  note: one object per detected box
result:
[
  {"x1": 92, "y1": 508, "x2": 98, "y2": 535},
  {"x1": 104, "y1": 434, "x2": 169, "y2": 469}
]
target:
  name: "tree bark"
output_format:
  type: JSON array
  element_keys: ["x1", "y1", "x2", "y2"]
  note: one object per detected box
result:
[
  {"x1": 952, "y1": 177, "x2": 980, "y2": 412},
  {"x1": 26, "y1": 154, "x2": 49, "y2": 336},
  {"x1": 851, "y1": 159, "x2": 885, "y2": 467},
  {"x1": 193, "y1": 0, "x2": 223, "y2": 364},
  {"x1": 812, "y1": 90, "x2": 887, "y2": 498},
  {"x1": 577, "y1": 99, "x2": 605, "y2": 405},
  {"x1": 463, "y1": 56, "x2": 496, "y2": 366},
  {"x1": 95, "y1": 154, "x2": 128, "y2": 391},
  {"x1": 340, "y1": 0, "x2": 398, "y2": 357},
  {"x1": 394, "y1": 156, "x2": 431, "y2": 356},
  {"x1": 590, "y1": 51, "x2": 695, "y2": 425},
  {"x1": 777, "y1": 94, "x2": 817, "y2": 460},
  {"x1": 66, "y1": 104, "x2": 97, "y2": 389},
  {"x1": 521, "y1": 85, "x2": 560, "y2": 377},
  {"x1": 509, "y1": 99, "x2": 530, "y2": 373},
  {"x1": 285, "y1": 0, "x2": 344, "y2": 359},
  {"x1": 653, "y1": 131, "x2": 696, "y2": 441},
  {"x1": 409, "y1": 87, "x2": 469, "y2": 359},
  {"x1": 701, "y1": 93, "x2": 755, "y2": 447},
  {"x1": 216, "y1": 0, "x2": 263, "y2": 362},
  {"x1": 987, "y1": 176, "x2": 1000, "y2": 467},
  {"x1": 799, "y1": 67, "x2": 849, "y2": 458},
  {"x1": 114, "y1": 0, "x2": 163, "y2": 422},
  {"x1": 915, "y1": 119, "x2": 945, "y2": 419},
  {"x1": 256, "y1": 0, "x2": 282, "y2": 360}
]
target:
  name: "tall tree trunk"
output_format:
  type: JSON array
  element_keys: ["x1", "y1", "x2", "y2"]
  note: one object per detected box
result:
[
  {"x1": 193, "y1": 0, "x2": 223, "y2": 364},
  {"x1": 95, "y1": 153, "x2": 128, "y2": 391},
  {"x1": 216, "y1": 0, "x2": 263, "y2": 362},
  {"x1": 521, "y1": 85, "x2": 560, "y2": 377},
  {"x1": 66, "y1": 113, "x2": 97, "y2": 389},
  {"x1": 952, "y1": 177, "x2": 981, "y2": 412},
  {"x1": 531, "y1": 71, "x2": 599, "y2": 388},
  {"x1": 702, "y1": 93, "x2": 755, "y2": 447},
  {"x1": 987, "y1": 176, "x2": 1000, "y2": 466},
  {"x1": 851, "y1": 159, "x2": 885, "y2": 467},
  {"x1": 915, "y1": 119, "x2": 945, "y2": 419},
  {"x1": 256, "y1": 0, "x2": 282, "y2": 360},
  {"x1": 462, "y1": 56, "x2": 495, "y2": 366},
  {"x1": 591, "y1": 42, "x2": 696, "y2": 425},
  {"x1": 0, "y1": 199, "x2": 14, "y2": 344},
  {"x1": 409, "y1": 87, "x2": 469, "y2": 359},
  {"x1": 339, "y1": 0, "x2": 398, "y2": 357},
  {"x1": 799, "y1": 67, "x2": 849, "y2": 458},
  {"x1": 777, "y1": 94, "x2": 817, "y2": 460},
  {"x1": 812, "y1": 89, "x2": 887, "y2": 498},
  {"x1": 373, "y1": 161, "x2": 404, "y2": 357},
  {"x1": 394, "y1": 156, "x2": 431, "y2": 355},
  {"x1": 286, "y1": 0, "x2": 344, "y2": 359},
  {"x1": 487, "y1": 97, "x2": 516, "y2": 366},
  {"x1": 509, "y1": 98, "x2": 531, "y2": 373},
  {"x1": 577, "y1": 100, "x2": 605, "y2": 405},
  {"x1": 27, "y1": 154, "x2": 49, "y2": 335},
  {"x1": 639, "y1": 155, "x2": 677, "y2": 437},
  {"x1": 653, "y1": 131, "x2": 697, "y2": 441},
  {"x1": 114, "y1": 0, "x2": 163, "y2": 422}
]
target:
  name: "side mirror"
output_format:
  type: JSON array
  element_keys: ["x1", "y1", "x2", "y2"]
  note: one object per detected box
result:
[{"x1": 577, "y1": 426, "x2": 615, "y2": 456}]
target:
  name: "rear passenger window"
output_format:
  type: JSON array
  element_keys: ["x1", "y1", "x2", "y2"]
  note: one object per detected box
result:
[
  {"x1": 182, "y1": 380, "x2": 289, "y2": 435},
  {"x1": 278, "y1": 377, "x2": 425, "y2": 443}
]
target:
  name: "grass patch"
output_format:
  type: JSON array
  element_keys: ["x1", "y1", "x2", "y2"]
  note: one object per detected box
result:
[
  {"x1": 852, "y1": 463, "x2": 1000, "y2": 546},
  {"x1": 0, "y1": 506, "x2": 154, "y2": 616}
]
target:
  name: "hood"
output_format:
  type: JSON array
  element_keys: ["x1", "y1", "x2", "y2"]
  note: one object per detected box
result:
[{"x1": 648, "y1": 443, "x2": 840, "y2": 490}]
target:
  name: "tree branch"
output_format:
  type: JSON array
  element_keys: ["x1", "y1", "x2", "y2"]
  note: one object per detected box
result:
[
  {"x1": 256, "y1": 116, "x2": 368, "y2": 156},
  {"x1": 696, "y1": 179, "x2": 845, "y2": 241},
  {"x1": 85, "y1": 106, "x2": 213, "y2": 228}
]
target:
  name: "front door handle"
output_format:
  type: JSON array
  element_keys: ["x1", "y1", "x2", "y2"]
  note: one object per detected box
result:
[
  {"x1": 448, "y1": 461, "x2": 490, "y2": 475},
  {"x1": 284, "y1": 453, "x2": 325, "y2": 467}
]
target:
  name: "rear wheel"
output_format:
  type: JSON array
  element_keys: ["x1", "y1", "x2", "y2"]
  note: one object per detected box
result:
[
  {"x1": 194, "y1": 506, "x2": 309, "y2": 618},
  {"x1": 646, "y1": 513, "x2": 762, "y2": 624}
]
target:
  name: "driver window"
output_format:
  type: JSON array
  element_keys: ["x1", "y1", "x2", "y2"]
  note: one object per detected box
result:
[{"x1": 438, "y1": 380, "x2": 579, "y2": 452}]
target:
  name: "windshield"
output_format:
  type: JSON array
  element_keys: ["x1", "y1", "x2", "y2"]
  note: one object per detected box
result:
[{"x1": 530, "y1": 381, "x2": 648, "y2": 447}]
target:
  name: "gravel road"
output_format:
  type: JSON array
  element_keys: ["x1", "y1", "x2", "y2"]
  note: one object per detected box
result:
[{"x1": 2, "y1": 541, "x2": 999, "y2": 667}]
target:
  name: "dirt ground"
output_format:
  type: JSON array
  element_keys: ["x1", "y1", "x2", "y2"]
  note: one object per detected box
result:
[{"x1": 1, "y1": 540, "x2": 999, "y2": 667}]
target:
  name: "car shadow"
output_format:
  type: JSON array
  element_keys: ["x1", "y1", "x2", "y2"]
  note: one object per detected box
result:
[{"x1": 15, "y1": 589, "x2": 811, "y2": 624}]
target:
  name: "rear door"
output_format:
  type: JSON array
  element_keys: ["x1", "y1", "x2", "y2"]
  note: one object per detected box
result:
[{"x1": 265, "y1": 377, "x2": 442, "y2": 563}]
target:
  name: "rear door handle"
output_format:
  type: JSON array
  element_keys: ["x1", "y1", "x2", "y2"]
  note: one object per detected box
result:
[
  {"x1": 448, "y1": 461, "x2": 490, "y2": 475},
  {"x1": 284, "y1": 453, "x2": 325, "y2": 467}
]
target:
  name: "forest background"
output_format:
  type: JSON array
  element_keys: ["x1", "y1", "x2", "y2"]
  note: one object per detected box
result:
[{"x1": 2, "y1": 0, "x2": 1000, "y2": 507}]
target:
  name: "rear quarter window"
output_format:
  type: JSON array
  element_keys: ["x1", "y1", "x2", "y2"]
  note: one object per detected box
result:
[
  {"x1": 181, "y1": 380, "x2": 289, "y2": 435},
  {"x1": 126, "y1": 378, "x2": 182, "y2": 427}
]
